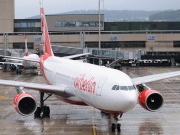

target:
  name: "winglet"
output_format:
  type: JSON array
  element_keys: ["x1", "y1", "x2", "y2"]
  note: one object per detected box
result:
[{"x1": 40, "y1": 6, "x2": 54, "y2": 56}]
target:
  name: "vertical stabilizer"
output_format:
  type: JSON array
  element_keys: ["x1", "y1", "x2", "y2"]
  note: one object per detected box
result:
[
  {"x1": 24, "y1": 34, "x2": 28, "y2": 56},
  {"x1": 40, "y1": 7, "x2": 54, "y2": 56}
]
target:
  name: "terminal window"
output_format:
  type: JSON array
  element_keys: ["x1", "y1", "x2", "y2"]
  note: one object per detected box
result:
[
  {"x1": 13, "y1": 43, "x2": 34, "y2": 49},
  {"x1": 55, "y1": 21, "x2": 61, "y2": 27},
  {"x1": 15, "y1": 22, "x2": 40, "y2": 28},
  {"x1": 28, "y1": 22, "x2": 35, "y2": 27},
  {"x1": 85, "y1": 41, "x2": 145, "y2": 48},
  {"x1": 55, "y1": 21, "x2": 104, "y2": 27},
  {"x1": 21, "y1": 23, "x2": 27, "y2": 28},
  {"x1": 173, "y1": 41, "x2": 180, "y2": 47},
  {"x1": 14, "y1": 23, "x2": 21, "y2": 28}
]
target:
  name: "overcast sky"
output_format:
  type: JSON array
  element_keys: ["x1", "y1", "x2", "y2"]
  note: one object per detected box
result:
[{"x1": 15, "y1": 0, "x2": 180, "y2": 19}]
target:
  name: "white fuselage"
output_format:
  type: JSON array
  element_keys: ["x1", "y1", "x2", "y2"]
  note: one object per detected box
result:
[
  {"x1": 42, "y1": 56, "x2": 138, "y2": 113},
  {"x1": 23, "y1": 54, "x2": 40, "y2": 67}
]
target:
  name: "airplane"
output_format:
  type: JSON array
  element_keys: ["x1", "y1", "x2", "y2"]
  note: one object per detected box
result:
[
  {"x1": 0, "y1": 34, "x2": 40, "y2": 74},
  {"x1": 0, "y1": 5, "x2": 180, "y2": 133}
]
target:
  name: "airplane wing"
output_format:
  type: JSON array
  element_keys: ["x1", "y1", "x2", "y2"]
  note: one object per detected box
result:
[
  {"x1": 0, "y1": 55, "x2": 40, "y2": 63},
  {"x1": 0, "y1": 79, "x2": 74, "y2": 96},
  {"x1": 2, "y1": 58, "x2": 23, "y2": 62},
  {"x1": 132, "y1": 71, "x2": 180, "y2": 85},
  {"x1": 63, "y1": 53, "x2": 90, "y2": 59},
  {"x1": 0, "y1": 62, "x2": 23, "y2": 66}
]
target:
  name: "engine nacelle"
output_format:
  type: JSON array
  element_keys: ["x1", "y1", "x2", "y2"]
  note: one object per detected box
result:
[
  {"x1": 9, "y1": 64, "x2": 17, "y2": 71},
  {"x1": 138, "y1": 90, "x2": 163, "y2": 111},
  {"x1": 13, "y1": 93, "x2": 37, "y2": 116}
]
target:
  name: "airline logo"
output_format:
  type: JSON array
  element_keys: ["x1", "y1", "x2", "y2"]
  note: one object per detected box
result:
[
  {"x1": 40, "y1": 8, "x2": 53, "y2": 56},
  {"x1": 74, "y1": 74, "x2": 96, "y2": 94}
]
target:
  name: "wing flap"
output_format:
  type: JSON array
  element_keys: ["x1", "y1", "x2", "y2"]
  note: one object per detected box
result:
[{"x1": 132, "y1": 71, "x2": 180, "y2": 85}]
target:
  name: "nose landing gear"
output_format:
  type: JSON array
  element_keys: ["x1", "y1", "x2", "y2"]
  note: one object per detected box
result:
[{"x1": 111, "y1": 113, "x2": 123, "y2": 132}]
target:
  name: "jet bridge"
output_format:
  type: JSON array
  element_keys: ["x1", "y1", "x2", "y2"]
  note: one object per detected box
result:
[{"x1": 88, "y1": 48, "x2": 141, "y2": 66}]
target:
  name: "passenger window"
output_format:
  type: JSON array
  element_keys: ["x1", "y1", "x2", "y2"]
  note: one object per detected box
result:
[
  {"x1": 112, "y1": 85, "x2": 117, "y2": 90},
  {"x1": 120, "y1": 86, "x2": 128, "y2": 90},
  {"x1": 116, "y1": 85, "x2": 119, "y2": 90},
  {"x1": 128, "y1": 86, "x2": 134, "y2": 90}
]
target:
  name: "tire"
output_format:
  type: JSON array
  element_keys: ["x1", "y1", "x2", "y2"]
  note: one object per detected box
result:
[
  {"x1": 117, "y1": 124, "x2": 121, "y2": 132},
  {"x1": 34, "y1": 107, "x2": 41, "y2": 119},
  {"x1": 43, "y1": 106, "x2": 50, "y2": 118},
  {"x1": 46, "y1": 106, "x2": 50, "y2": 115},
  {"x1": 111, "y1": 123, "x2": 115, "y2": 132}
]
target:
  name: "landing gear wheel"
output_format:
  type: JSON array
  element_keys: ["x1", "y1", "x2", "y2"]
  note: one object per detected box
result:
[
  {"x1": 34, "y1": 107, "x2": 41, "y2": 119},
  {"x1": 42, "y1": 106, "x2": 50, "y2": 118},
  {"x1": 111, "y1": 123, "x2": 115, "y2": 132},
  {"x1": 16, "y1": 69, "x2": 21, "y2": 75},
  {"x1": 117, "y1": 123, "x2": 121, "y2": 132}
]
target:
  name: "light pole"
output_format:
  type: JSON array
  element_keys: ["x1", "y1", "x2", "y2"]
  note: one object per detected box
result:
[
  {"x1": 98, "y1": 0, "x2": 101, "y2": 50},
  {"x1": 98, "y1": 0, "x2": 101, "y2": 65}
]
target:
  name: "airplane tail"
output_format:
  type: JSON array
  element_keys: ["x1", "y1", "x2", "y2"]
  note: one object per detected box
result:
[
  {"x1": 24, "y1": 34, "x2": 28, "y2": 56},
  {"x1": 40, "y1": 7, "x2": 54, "y2": 56}
]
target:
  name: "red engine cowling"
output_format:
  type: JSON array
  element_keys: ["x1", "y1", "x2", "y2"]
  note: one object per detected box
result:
[
  {"x1": 13, "y1": 93, "x2": 37, "y2": 116},
  {"x1": 138, "y1": 90, "x2": 163, "y2": 111}
]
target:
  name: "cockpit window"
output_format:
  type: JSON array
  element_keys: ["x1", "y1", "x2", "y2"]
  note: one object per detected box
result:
[
  {"x1": 120, "y1": 86, "x2": 128, "y2": 90},
  {"x1": 128, "y1": 86, "x2": 134, "y2": 90},
  {"x1": 112, "y1": 85, "x2": 136, "y2": 91},
  {"x1": 112, "y1": 85, "x2": 117, "y2": 90},
  {"x1": 116, "y1": 85, "x2": 119, "y2": 90}
]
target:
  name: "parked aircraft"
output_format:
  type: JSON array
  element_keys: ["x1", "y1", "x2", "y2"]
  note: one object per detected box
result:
[
  {"x1": 0, "y1": 34, "x2": 40, "y2": 74},
  {"x1": 0, "y1": 5, "x2": 180, "y2": 132}
]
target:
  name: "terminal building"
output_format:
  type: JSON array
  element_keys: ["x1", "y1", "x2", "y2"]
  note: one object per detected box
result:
[{"x1": 0, "y1": 0, "x2": 180, "y2": 56}]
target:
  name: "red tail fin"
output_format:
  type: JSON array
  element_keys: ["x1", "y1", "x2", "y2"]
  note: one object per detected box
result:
[
  {"x1": 40, "y1": 7, "x2": 53, "y2": 56},
  {"x1": 24, "y1": 34, "x2": 28, "y2": 56}
]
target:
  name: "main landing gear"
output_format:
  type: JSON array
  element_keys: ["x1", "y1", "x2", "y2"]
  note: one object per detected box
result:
[
  {"x1": 34, "y1": 92, "x2": 52, "y2": 119},
  {"x1": 111, "y1": 113, "x2": 123, "y2": 132}
]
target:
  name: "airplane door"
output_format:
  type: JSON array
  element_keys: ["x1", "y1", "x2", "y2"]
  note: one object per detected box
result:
[{"x1": 96, "y1": 78, "x2": 107, "y2": 96}]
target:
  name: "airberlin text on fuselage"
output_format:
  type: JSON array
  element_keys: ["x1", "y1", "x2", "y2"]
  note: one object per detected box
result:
[{"x1": 74, "y1": 74, "x2": 96, "y2": 94}]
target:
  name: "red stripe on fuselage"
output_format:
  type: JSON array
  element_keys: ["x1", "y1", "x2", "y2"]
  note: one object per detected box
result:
[
  {"x1": 40, "y1": 54, "x2": 51, "y2": 85},
  {"x1": 98, "y1": 108, "x2": 123, "y2": 114},
  {"x1": 55, "y1": 95, "x2": 88, "y2": 106}
]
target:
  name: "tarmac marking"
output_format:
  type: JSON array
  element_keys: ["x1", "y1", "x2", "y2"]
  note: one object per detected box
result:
[
  {"x1": 0, "y1": 96, "x2": 9, "y2": 100},
  {"x1": 91, "y1": 107, "x2": 97, "y2": 135}
]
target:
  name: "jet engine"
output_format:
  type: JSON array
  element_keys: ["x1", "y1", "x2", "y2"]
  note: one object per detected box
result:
[
  {"x1": 13, "y1": 93, "x2": 37, "y2": 116},
  {"x1": 9, "y1": 64, "x2": 17, "y2": 71},
  {"x1": 138, "y1": 90, "x2": 163, "y2": 111}
]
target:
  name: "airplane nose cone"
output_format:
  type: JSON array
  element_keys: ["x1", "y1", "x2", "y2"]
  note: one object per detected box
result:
[{"x1": 122, "y1": 91, "x2": 138, "y2": 112}]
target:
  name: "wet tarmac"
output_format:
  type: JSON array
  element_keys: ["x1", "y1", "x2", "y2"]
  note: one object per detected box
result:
[{"x1": 0, "y1": 67, "x2": 180, "y2": 135}]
